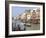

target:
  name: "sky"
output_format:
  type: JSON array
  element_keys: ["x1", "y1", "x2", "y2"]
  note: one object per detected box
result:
[{"x1": 12, "y1": 6, "x2": 38, "y2": 17}]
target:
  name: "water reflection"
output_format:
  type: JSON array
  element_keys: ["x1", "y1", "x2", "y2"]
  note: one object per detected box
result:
[{"x1": 12, "y1": 19, "x2": 26, "y2": 31}]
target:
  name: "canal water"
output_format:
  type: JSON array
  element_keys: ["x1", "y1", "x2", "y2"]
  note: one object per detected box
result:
[{"x1": 12, "y1": 19, "x2": 40, "y2": 31}]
